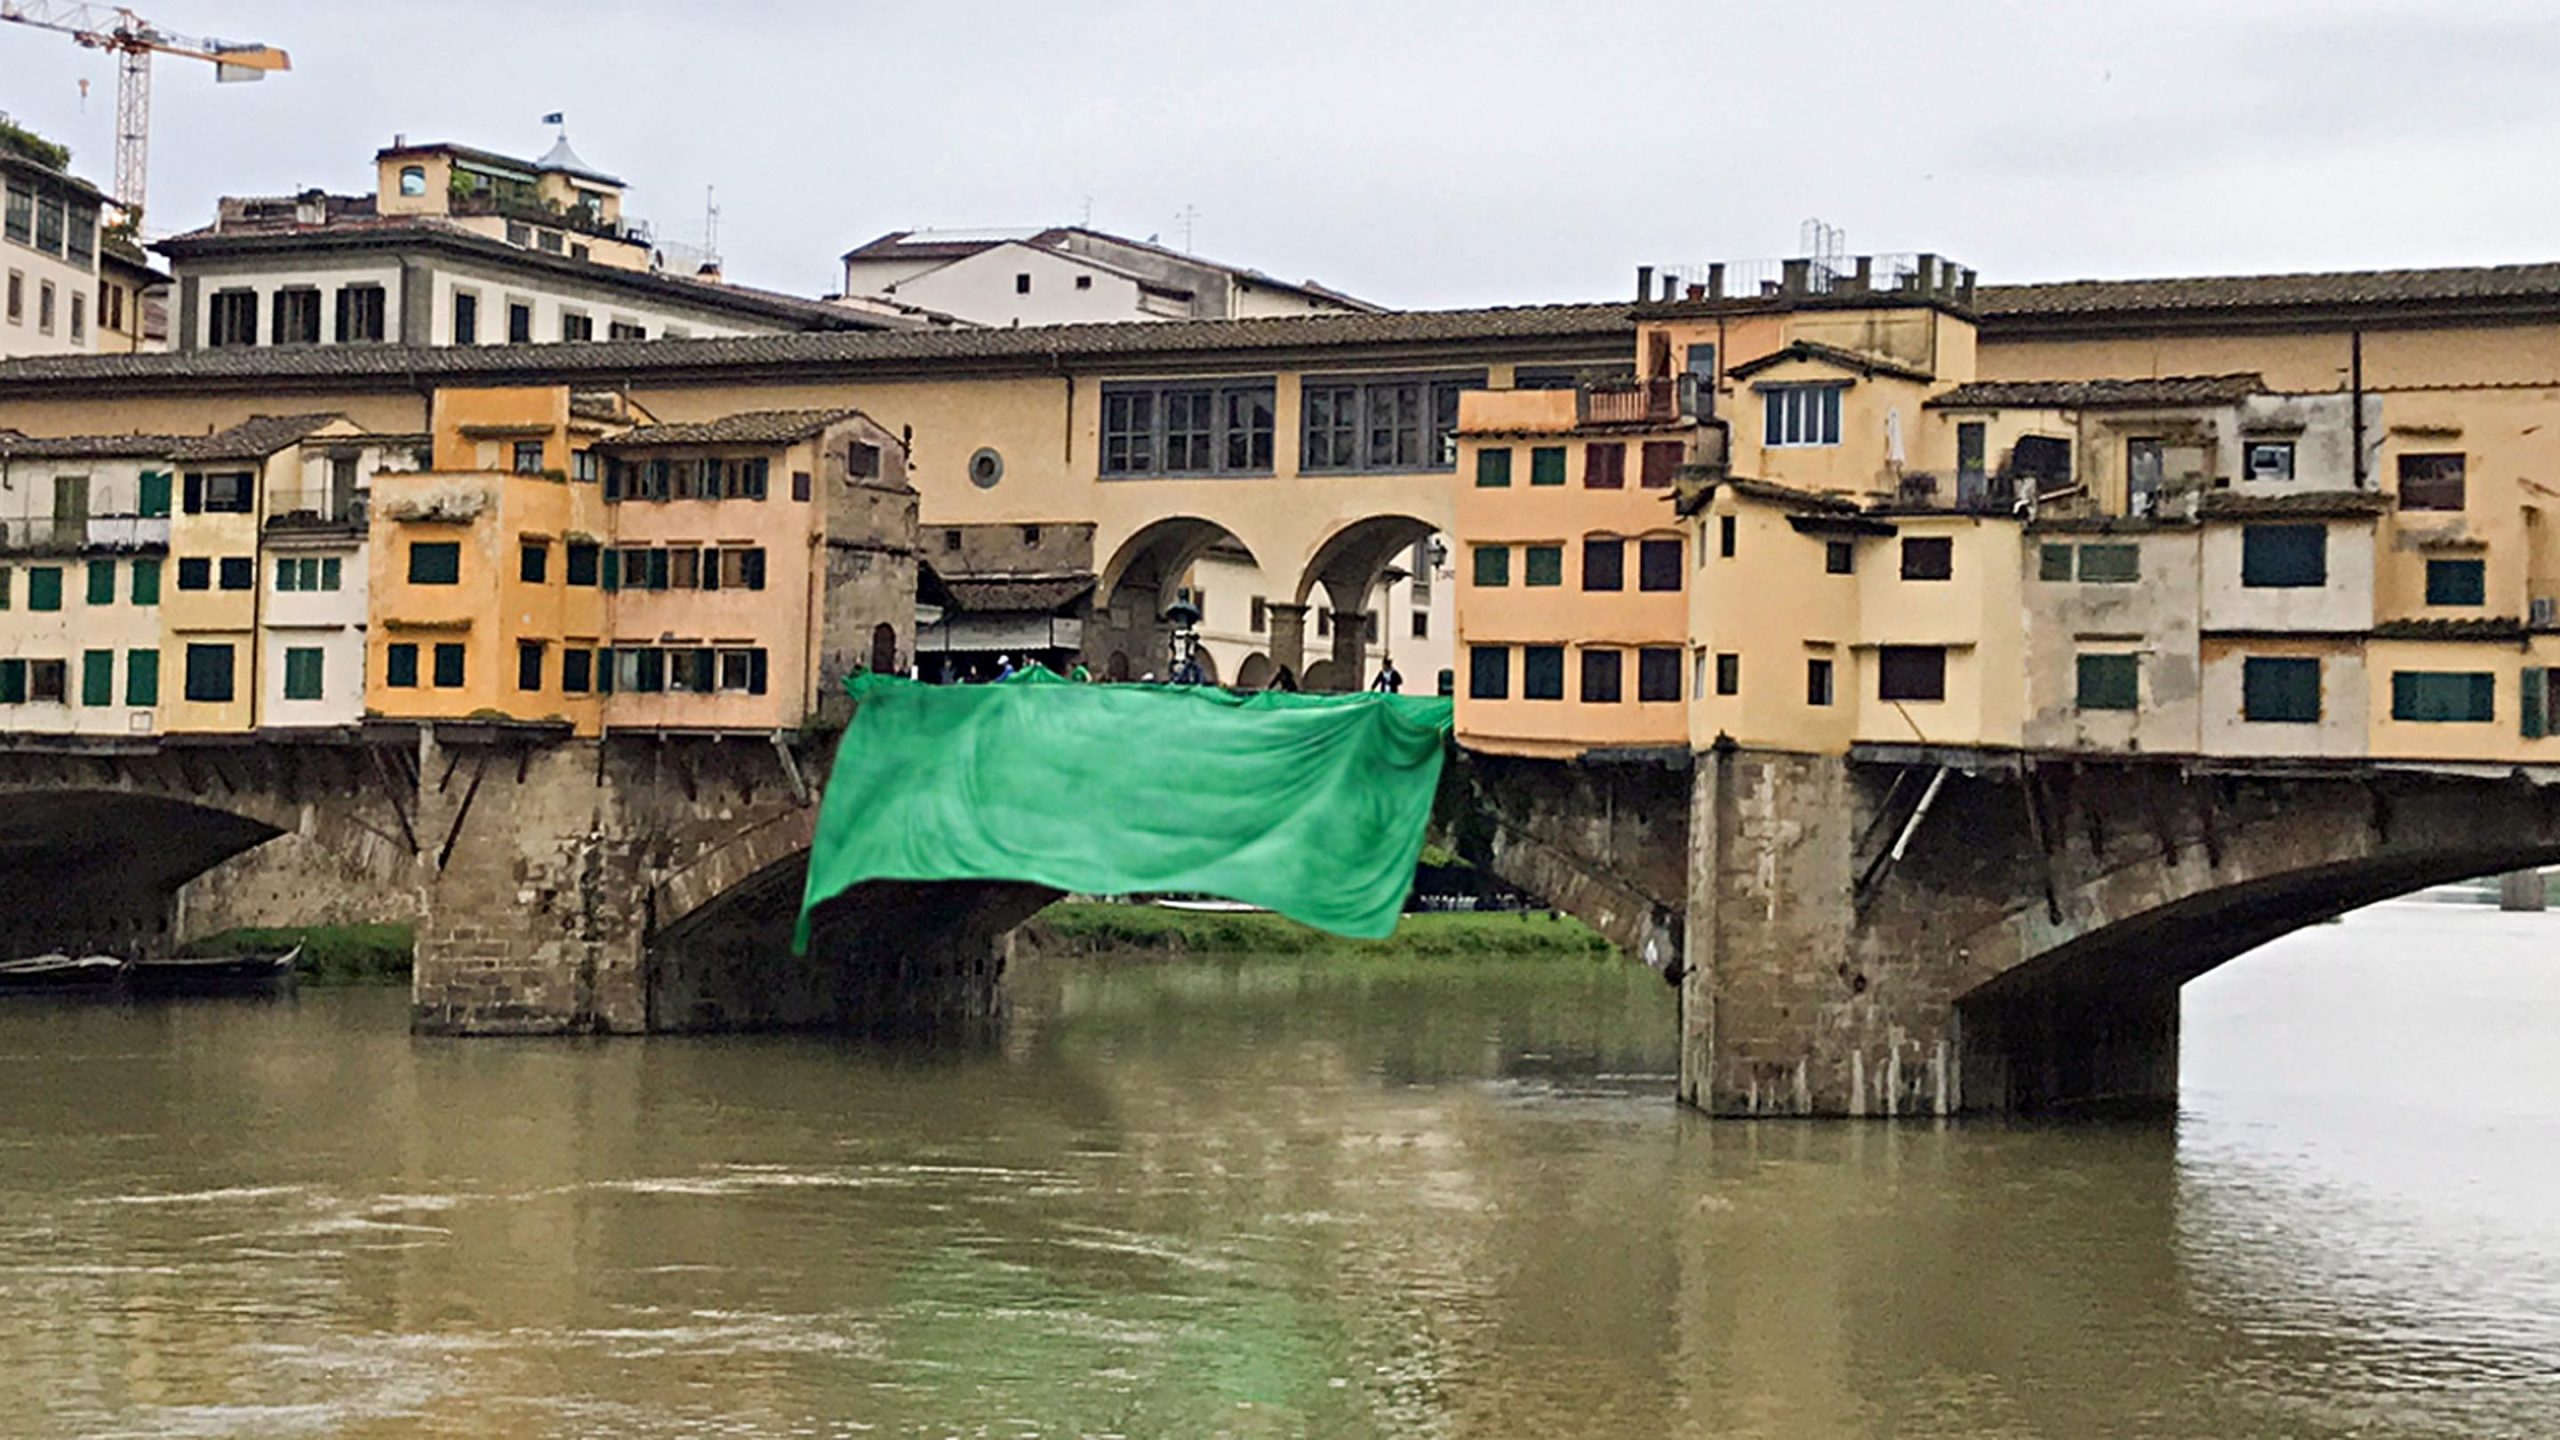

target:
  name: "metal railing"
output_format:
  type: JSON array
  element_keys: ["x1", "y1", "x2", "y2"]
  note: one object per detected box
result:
[
  {"x1": 263, "y1": 488, "x2": 366, "y2": 530},
  {"x1": 450, "y1": 190, "x2": 650, "y2": 246},
  {"x1": 1578, "y1": 374, "x2": 1698, "y2": 426},
  {"x1": 0, "y1": 515, "x2": 171, "y2": 553}
]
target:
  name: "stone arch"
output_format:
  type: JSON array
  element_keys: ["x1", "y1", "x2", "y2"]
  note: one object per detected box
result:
[
  {"x1": 869, "y1": 621, "x2": 898, "y2": 675},
  {"x1": 1095, "y1": 517, "x2": 1263, "y2": 685},
  {"x1": 1235, "y1": 652, "x2": 1276, "y2": 691},
  {"x1": 0, "y1": 781, "x2": 298, "y2": 959},
  {"x1": 1292, "y1": 513, "x2": 1439, "y2": 691}
]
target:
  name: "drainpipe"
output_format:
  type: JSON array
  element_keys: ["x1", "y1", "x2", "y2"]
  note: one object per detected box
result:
[{"x1": 2349, "y1": 329, "x2": 2367, "y2": 489}]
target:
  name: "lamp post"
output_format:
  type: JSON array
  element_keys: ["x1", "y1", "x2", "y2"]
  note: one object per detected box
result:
[{"x1": 1164, "y1": 590, "x2": 1204, "y2": 685}]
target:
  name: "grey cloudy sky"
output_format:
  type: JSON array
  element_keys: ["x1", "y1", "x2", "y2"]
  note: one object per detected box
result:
[{"x1": 5, "y1": 1, "x2": 2557, "y2": 309}]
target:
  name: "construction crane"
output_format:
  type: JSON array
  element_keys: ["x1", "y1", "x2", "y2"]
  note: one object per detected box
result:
[{"x1": 0, "y1": 2, "x2": 288, "y2": 224}]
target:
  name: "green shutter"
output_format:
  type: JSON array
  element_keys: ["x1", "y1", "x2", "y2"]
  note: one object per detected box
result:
[
  {"x1": 322, "y1": 557, "x2": 342, "y2": 591},
  {"x1": 27, "y1": 567, "x2": 62, "y2": 612},
  {"x1": 125, "y1": 648, "x2": 158, "y2": 706},
  {"x1": 1475, "y1": 447, "x2": 1512, "y2": 487},
  {"x1": 80, "y1": 649, "x2": 113, "y2": 707},
  {"x1": 275, "y1": 556, "x2": 295, "y2": 591},
  {"x1": 2392, "y1": 671, "x2": 2496, "y2": 723},
  {"x1": 0, "y1": 566, "x2": 10, "y2": 609},
  {"x1": 2241, "y1": 525, "x2": 2326, "y2": 588},
  {"x1": 1525, "y1": 545, "x2": 1563, "y2": 587},
  {"x1": 2075, "y1": 653, "x2": 2139, "y2": 711},
  {"x1": 129, "y1": 557, "x2": 159, "y2": 605},
  {"x1": 1472, "y1": 545, "x2": 1509, "y2": 587},
  {"x1": 2524, "y1": 666, "x2": 2548, "y2": 740},
  {"x1": 2425, "y1": 558, "x2": 2486, "y2": 607},
  {"x1": 86, "y1": 559, "x2": 114, "y2": 605},
  {"x1": 137, "y1": 470, "x2": 172, "y2": 518},
  {"x1": 1529, "y1": 446, "x2": 1567, "y2": 487},
  {"x1": 2038, "y1": 544, "x2": 2074, "y2": 582},
  {"x1": 2241, "y1": 657, "x2": 2321, "y2": 723},
  {"x1": 2077, "y1": 544, "x2": 2140, "y2": 584},
  {"x1": 283, "y1": 647, "x2": 324, "y2": 701},
  {"x1": 385, "y1": 644, "x2": 418, "y2": 688},
  {"x1": 0, "y1": 659, "x2": 23, "y2": 704}
]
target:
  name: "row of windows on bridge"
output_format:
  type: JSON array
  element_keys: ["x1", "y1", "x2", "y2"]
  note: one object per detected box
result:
[
  {"x1": 1474, "y1": 441, "x2": 1690, "y2": 490},
  {"x1": 380, "y1": 641, "x2": 770, "y2": 698},
  {"x1": 403, "y1": 539, "x2": 768, "y2": 591},
  {"x1": 1471, "y1": 536, "x2": 1685, "y2": 592}
]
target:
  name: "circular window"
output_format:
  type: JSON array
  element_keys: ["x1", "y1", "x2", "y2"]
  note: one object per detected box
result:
[
  {"x1": 398, "y1": 165, "x2": 427, "y2": 198},
  {"x1": 968, "y1": 447, "x2": 1004, "y2": 489}
]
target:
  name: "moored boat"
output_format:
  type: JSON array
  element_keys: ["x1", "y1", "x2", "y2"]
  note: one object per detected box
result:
[
  {"x1": 0, "y1": 953, "x2": 128, "y2": 991},
  {"x1": 125, "y1": 946, "x2": 301, "y2": 996}
]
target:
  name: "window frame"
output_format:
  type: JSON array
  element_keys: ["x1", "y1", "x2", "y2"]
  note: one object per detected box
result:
[
  {"x1": 1296, "y1": 372, "x2": 1483, "y2": 474},
  {"x1": 1900, "y1": 536, "x2": 1954, "y2": 581},
  {"x1": 2239, "y1": 524, "x2": 2328, "y2": 589},
  {"x1": 1877, "y1": 645, "x2": 1948, "y2": 703},
  {"x1": 1580, "y1": 648, "x2": 1623, "y2": 704},
  {"x1": 1100, "y1": 379, "x2": 1278, "y2": 478},
  {"x1": 2075, "y1": 652, "x2": 2140, "y2": 712},
  {"x1": 2240, "y1": 656, "x2": 2321, "y2": 723},
  {"x1": 2424, "y1": 557, "x2": 2485, "y2": 607},
  {"x1": 1761, "y1": 382, "x2": 1845, "y2": 448},
  {"x1": 2391, "y1": 670, "x2": 2495, "y2": 724}
]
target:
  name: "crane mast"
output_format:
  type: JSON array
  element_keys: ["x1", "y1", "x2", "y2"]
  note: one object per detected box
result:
[{"x1": 0, "y1": 2, "x2": 289, "y2": 222}]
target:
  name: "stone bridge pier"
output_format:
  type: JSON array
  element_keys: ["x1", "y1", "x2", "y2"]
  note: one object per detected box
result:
[{"x1": 1464, "y1": 743, "x2": 2560, "y2": 1117}]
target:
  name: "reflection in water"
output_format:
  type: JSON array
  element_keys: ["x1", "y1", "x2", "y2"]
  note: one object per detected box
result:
[{"x1": 0, "y1": 909, "x2": 2552, "y2": 1437}]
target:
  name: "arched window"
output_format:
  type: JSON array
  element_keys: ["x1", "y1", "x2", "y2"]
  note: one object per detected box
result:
[
  {"x1": 869, "y1": 622, "x2": 897, "y2": 676},
  {"x1": 398, "y1": 165, "x2": 427, "y2": 198}
]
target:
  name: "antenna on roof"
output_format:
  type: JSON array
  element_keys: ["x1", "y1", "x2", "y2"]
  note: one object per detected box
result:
[
  {"x1": 1173, "y1": 204, "x2": 1199, "y2": 253},
  {"x1": 703, "y1": 185, "x2": 721, "y2": 259},
  {"x1": 1080, "y1": 195, "x2": 1093, "y2": 227},
  {"x1": 1800, "y1": 216, "x2": 1845, "y2": 275}
]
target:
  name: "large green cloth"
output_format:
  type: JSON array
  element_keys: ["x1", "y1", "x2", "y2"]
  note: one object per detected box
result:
[{"x1": 795, "y1": 671, "x2": 1454, "y2": 948}]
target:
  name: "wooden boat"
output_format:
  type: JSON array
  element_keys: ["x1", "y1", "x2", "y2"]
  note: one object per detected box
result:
[
  {"x1": 0, "y1": 953, "x2": 128, "y2": 991},
  {"x1": 125, "y1": 945, "x2": 300, "y2": 995}
]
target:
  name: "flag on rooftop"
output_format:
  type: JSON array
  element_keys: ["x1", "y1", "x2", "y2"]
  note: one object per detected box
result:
[{"x1": 541, "y1": 111, "x2": 564, "y2": 125}]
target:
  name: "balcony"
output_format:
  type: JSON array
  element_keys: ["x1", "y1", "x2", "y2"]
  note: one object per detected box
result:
[
  {"x1": 0, "y1": 514, "x2": 171, "y2": 554},
  {"x1": 265, "y1": 487, "x2": 368, "y2": 536},
  {"x1": 1577, "y1": 374, "x2": 1698, "y2": 427},
  {"x1": 449, "y1": 189, "x2": 650, "y2": 247}
]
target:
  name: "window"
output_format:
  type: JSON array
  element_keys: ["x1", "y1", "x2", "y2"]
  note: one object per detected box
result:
[
  {"x1": 1639, "y1": 537, "x2": 1683, "y2": 591},
  {"x1": 80, "y1": 650, "x2": 112, "y2": 708},
  {"x1": 1901, "y1": 536, "x2": 1953, "y2": 581},
  {"x1": 86, "y1": 560, "x2": 113, "y2": 606},
  {"x1": 399, "y1": 165, "x2": 427, "y2": 196},
  {"x1": 1806, "y1": 657, "x2": 1835, "y2": 706},
  {"x1": 2039, "y1": 544, "x2": 2075, "y2": 581},
  {"x1": 138, "y1": 470, "x2": 171, "y2": 517},
  {"x1": 1878, "y1": 645, "x2": 1947, "y2": 702},
  {"x1": 1249, "y1": 596, "x2": 1267, "y2": 633},
  {"x1": 1583, "y1": 537, "x2": 1625, "y2": 592},
  {"x1": 386, "y1": 643, "x2": 419, "y2": 688},
  {"x1": 183, "y1": 471, "x2": 253, "y2": 514},
  {"x1": 208, "y1": 289, "x2": 257, "y2": 346},
  {"x1": 1476, "y1": 447, "x2": 1512, "y2": 487},
  {"x1": 2241, "y1": 656, "x2": 2320, "y2": 722},
  {"x1": 517, "y1": 641, "x2": 544, "y2": 692},
  {"x1": 129, "y1": 558, "x2": 159, "y2": 605},
  {"x1": 1638, "y1": 647, "x2": 1682, "y2": 702},
  {"x1": 1529, "y1": 446, "x2": 1567, "y2": 486},
  {"x1": 1581, "y1": 649, "x2": 1623, "y2": 703},
  {"x1": 34, "y1": 193, "x2": 62, "y2": 255},
  {"x1": 560, "y1": 311, "x2": 593, "y2": 342},
  {"x1": 1584, "y1": 442, "x2": 1626, "y2": 489},
  {"x1": 1298, "y1": 375, "x2": 1479, "y2": 472},
  {"x1": 668, "y1": 547, "x2": 701, "y2": 590},
  {"x1": 718, "y1": 649, "x2": 769, "y2": 694},
  {"x1": 1523, "y1": 645, "x2": 1565, "y2": 701},
  {"x1": 2398, "y1": 453, "x2": 2465, "y2": 511},
  {"x1": 409, "y1": 542, "x2": 461, "y2": 585},
  {"x1": 37, "y1": 279, "x2": 54, "y2": 333},
  {"x1": 1763, "y1": 384, "x2": 1844, "y2": 447},
  {"x1": 2076, "y1": 653, "x2": 2139, "y2": 711},
  {"x1": 1640, "y1": 440, "x2": 1683, "y2": 489},
  {"x1": 513, "y1": 441, "x2": 546, "y2": 474},
  {"x1": 2245, "y1": 441, "x2": 2296, "y2": 481},
  {"x1": 520, "y1": 541, "x2": 549, "y2": 583},
  {"x1": 27, "y1": 566, "x2": 61, "y2": 612},
  {"x1": 848, "y1": 441, "x2": 883, "y2": 478},
  {"x1": 176, "y1": 557, "x2": 210, "y2": 591},
  {"x1": 2077, "y1": 544, "x2": 2140, "y2": 584},
  {"x1": 282, "y1": 647, "x2": 325, "y2": 701},
  {"x1": 561, "y1": 648, "x2": 593, "y2": 694},
  {"x1": 1524, "y1": 544, "x2": 1563, "y2": 587},
  {"x1": 68, "y1": 293, "x2": 83, "y2": 343},
  {"x1": 2392, "y1": 671, "x2": 2495, "y2": 723},
  {"x1": 65, "y1": 201, "x2": 92, "y2": 266},
  {"x1": 537, "y1": 230, "x2": 564, "y2": 254},
  {"x1": 573, "y1": 450, "x2": 600, "y2": 484},
  {"x1": 507, "y1": 301, "x2": 533, "y2": 344},
  {"x1": 506, "y1": 221, "x2": 533, "y2": 247},
  {"x1": 452, "y1": 290, "x2": 478, "y2": 345},
  {"x1": 4, "y1": 270, "x2": 18, "y2": 324},
  {"x1": 1718, "y1": 515, "x2": 1737, "y2": 559},
  {"x1": 1015, "y1": 272, "x2": 1032, "y2": 294},
  {"x1": 1825, "y1": 539, "x2": 1854, "y2": 574},
  {"x1": 26, "y1": 659, "x2": 65, "y2": 703},
  {"x1": 126, "y1": 649, "x2": 157, "y2": 706},
  {"x1": 183, "y1": 643, "x2": 235, "y2": 703},
  {"x1": 2240, "y1": 524, "x2": 2326, "y2": 587},
  {"x1": 1472, "y1": 544, "x2": 1510, "y2": 587},
  {"x1": 432, "y1": 643, "x2": 466, "y2": 688},
  {"x1": 335, "y1": 284, "x2": 386, "y2": 343},
  {"x1": 1412, "y1": 611, "x2": 1429, "y2": 639},
  {"x1": 274, "y1": 556, "x2": 339, "y2": 592},
  {"x1": 1957, "y1": 422, "x2": 1987, "y2": 491},
  {"x1": 218, "y1": 557, "x2": 253, "y2": 591},
  {"x1": 609, "y1": 320, "x2": 646, "y2": 341},
  {"x1": 1706, "y1": 652, "x2": 1736, "y2": 696},
  {"x1": 566, "y1": 542, "x2": 599, "y2": 587},
  {"x1": 717, "y1": 548, "x2": 767, "y2": 590},
  {"x1": 1074, "y1": 275, "x2": 1092, "y2": 291},
  {"x1": 1468, "y1": 646, "x2": 1509, "y2": 700},
  {"x1": 1, "y1": 183, "x2": 24, "y2": 244},
  {"x1": 1099, "y1": 381, "x2": 1276, "y2": 476},
  {"x1": 272, "y1": 287, "x2": 323, "y2": 345},
  {"x1": 2426, "y1": 557, "x2": 2485, "y2": 606}
]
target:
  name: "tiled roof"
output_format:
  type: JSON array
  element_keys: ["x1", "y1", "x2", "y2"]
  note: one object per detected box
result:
[
  {"x1": 1724, "y1": 340, "x2": 1935, "y2": 384},
  {"x1": 2197, "y1": 489, "x2": 2390, "y2": 519},
  {"x1": 1674, "y1": 475, "x2": 1863, "y2": 517},
  {"x1": 0, "y1": 303, "x2": 1633, "y2": 392},
  {"x1": 2371, "y1": 617, "x2": 2527, "y2": 641},
  {"x1": 170, "y1": 414, "x2": 343, "y2": 461},
  {"x1": 0, "y1": 431, "x2": 190, "y2": 460},
  {"x1": 1978, "y1": 263, "x2": 2560, "y2": 320},
  {"x1": 601, "y1": 409, "x2": 864, "y2": 448},
  {"x1": 939, "y1": 575, "x2": 1096, "y2": 614},
  {"x1": 1927, "y1": 375, "x2": 2266, "y2": 410}
]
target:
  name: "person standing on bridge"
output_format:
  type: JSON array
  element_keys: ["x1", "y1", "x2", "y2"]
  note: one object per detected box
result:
[{"x1": 1372, "y1": 659, "x2": 1404, "y2": 694}]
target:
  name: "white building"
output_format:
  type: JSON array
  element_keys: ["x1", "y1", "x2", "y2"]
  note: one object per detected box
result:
[
  {"x1": 1187, "y1": 537, "x2": 1455, "y2": 694},
  {"x1": 1, "y1": 134, "x2": 109, "y2": 360},
  {"x1": 838, "y1": 226, "x2": 1377, "y2": 329},
  {"x1": 0, "y1": 435, "x2": 180, "y2": 735}
]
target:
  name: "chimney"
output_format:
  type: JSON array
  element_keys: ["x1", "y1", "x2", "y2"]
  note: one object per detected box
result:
[
  {"x1": 1781, "y1": 258, "x2": 1811, "y2": 296},
  {"x1": 392, "y1": 132, "x2": 406, "y2": 149},
  {"x1": 1661, "y1": 273, "x2": 1677, "y2": 302},
  {"x1": 1708, "y1": 262, "x2": 1725, "y2": 299},
  {"x1": 695, "y1": 260, "x2": 723, "y2": 284},
  {"x1": 1851, "y1": 255, "x2": 1873, "y2": 293},
  {"x1": 1958, "y1": 267, "x2": 1978, "y2": 307},
  {"x1": 1636, "y1": 265, "x2": 1654, "y2": 303}
]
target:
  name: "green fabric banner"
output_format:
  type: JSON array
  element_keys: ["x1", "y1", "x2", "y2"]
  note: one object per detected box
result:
[{"x1": 796, "y1": 670, "x2": 1454, "y2": 948}]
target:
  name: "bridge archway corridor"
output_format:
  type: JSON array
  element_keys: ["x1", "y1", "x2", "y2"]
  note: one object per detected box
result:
[{"x1": 0, "y1": 791, "x2": 281, "y2": 959}]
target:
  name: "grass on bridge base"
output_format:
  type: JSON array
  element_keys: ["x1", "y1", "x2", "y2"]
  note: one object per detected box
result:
[{"x1": 1025, "y1": 902, "x2": 1611, "y2": 958}]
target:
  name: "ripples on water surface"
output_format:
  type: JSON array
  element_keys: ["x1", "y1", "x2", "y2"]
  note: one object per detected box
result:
[{"x1": 0, "y1": 902, "x2": 2555, "y2": 1437}]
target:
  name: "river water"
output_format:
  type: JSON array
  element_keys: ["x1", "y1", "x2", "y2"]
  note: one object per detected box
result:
[{"x1": 1, "y1": 902, "x2": 2556, "y2": 1438}]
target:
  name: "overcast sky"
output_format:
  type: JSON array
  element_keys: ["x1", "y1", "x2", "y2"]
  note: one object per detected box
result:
[{"x1": 4, "y1": 1, "x2": 2556, "y2": 310}]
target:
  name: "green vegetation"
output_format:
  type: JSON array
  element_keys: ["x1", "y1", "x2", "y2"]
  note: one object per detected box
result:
[
  {"x1": 179, "y1": 924, "x2": 415, "y2": 985},
  {"x1": 1026, "y1": 902, "x2": 1610, "y2": 959},
  {"x1": 0, "y1": 117, "x2": 69, "y2": 172}
]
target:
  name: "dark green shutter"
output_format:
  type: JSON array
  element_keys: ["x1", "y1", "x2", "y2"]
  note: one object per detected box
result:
[
  {"x1": 600, "y1": 550, "x2": 620, "y2": 591},
  {"x1": 2524, "y1": 667, "x2": 2547, "y2": 739},
  {"x1": 648, "y1": 549, "x2": 669, "y2": 590},
  {"x1": 137, "y1": 470, "x2": 172, "y2": 518},
  {"x1": 125, "y1": 649, "x2": 158, "y2": 706},
  {"x1": 0, "y1": 659, "x2": 23, "y2": 704},
  {"x1": 1473, "y1": 545, "x2": 1509, "y2": 587},
  {"x1": 28, "y1": 567, "x2": 61, "y2": 611},
  {"x1": 2075, "y1": 653, "x2": 2139, "y2": 711},
  {"x1": 1475, "y1": 448, "x2": 1512, "y2": 487},
  {"x1": 2039, "y1": 545, "x2": 2074, "y2": 581},
  {"x1": 1529, "y1": 446, "x2": 1567, "y2": 486},
  {"x1": 129, "y1": 557, "x2": 159, "y2": 605},
  {"x1": 86, "y1": 560, "x2": 113, "y2": 605},
  {"x1": 80, "y1": 650, "x2": 112, "y2": 707},
  {"x1": 749, "y1": 649, "x2": 769, "y2": 695}
]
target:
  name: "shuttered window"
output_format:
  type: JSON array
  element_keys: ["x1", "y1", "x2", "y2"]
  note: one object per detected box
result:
[
  {"x1": 1468, "y1": 645, "x2": 1509, "y2": 700},
  {"x1": 2391, "y1": 671, "x2": 2494, "y2": 723},
  {"x1": 2241, "y1": 657, "x2": 2320, "y2": 722},
  {"x1": 2425, "y1": 558, "x2": 2485, "y2": 606},
  {"x1": 2076, "y1": 653, "x2": 2139, "y2": 711},
  {"x1": 2241, "y1": 525, "x2": 2326, "y2": 588}
]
